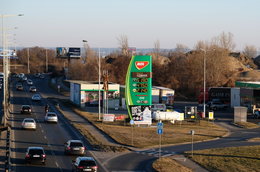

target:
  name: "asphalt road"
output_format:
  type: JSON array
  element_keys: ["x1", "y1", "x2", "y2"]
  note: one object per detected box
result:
[
  {"x1": 9, "y1": 76, "x2": 105, "y2": 172},
  {"x1": 8, "y1": 75, "x2": 260, "y2": 172}
]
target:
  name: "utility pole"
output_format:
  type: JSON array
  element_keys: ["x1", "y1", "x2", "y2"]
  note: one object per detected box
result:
[
  {"x1": 98, "y1": 48, "x2": 101, "y2": 121},
  {"x1": 27, "y1": 48, "x2": 30, "y2": 74},
  {"x1": 45, "y1": 49, "x2": 48, "y2": 73},
  {"x1": 1, "y1": 14, "x2": 23, "y2": 126}
]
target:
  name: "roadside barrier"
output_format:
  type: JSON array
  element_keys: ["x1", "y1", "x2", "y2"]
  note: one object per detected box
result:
[{"x1": 5, "y1": 127, "x2": 11, "y2": 172}]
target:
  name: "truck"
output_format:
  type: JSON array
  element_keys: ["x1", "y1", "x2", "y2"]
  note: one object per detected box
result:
[{"x1": 198, "y1": 87, "x2": 231, "y2": 104}]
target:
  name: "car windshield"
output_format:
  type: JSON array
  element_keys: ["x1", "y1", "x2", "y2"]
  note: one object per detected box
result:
[
  {"x1": 70, "y1": 142, "x2": 83, "y2": 147},
  {"x1": 23, "y1": 106, "x2": 30, "y2": 109},
  {"x1": 25, "y1": 119, "x2": 34, "y2": 123},
  {"x1": 79, "y1": 160, "x2": 96, "y2": 166},
  {"x1": 47, "y1": 113, "x2": 56, "y2": 117},
  {"x1": 29, "y1": 149, "x2": 44, "y2": 155}
]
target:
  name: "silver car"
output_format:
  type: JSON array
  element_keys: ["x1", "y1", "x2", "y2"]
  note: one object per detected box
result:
[
  {"x1": 64, "y1": 140, "x2": 86, "y2": 155},
  {"x1": 45, "y1": 112, "x2": 58, "y2": 123},
  {"x1": 22, "y1": 118, "x2": 36, "y2": 130}
]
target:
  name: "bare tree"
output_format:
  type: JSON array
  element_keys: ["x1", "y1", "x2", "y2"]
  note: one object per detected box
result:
[
  {"x1": 218, "y1": 32, "x2": 235, "y2": 51},
  {"x1": 243, "y1": 45, "x2": 257, "y2": 58},
  {"x1": 117, "y1": 34, "x2": 129, "y2": 56},
  {"x1": 153, "y1": 40, "x2": 160, "y2": 60},
  {"x1": 175, "y1": 43, "x2": 188, "y2": 53}
]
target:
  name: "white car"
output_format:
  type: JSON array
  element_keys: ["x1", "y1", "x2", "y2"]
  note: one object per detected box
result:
[
  {"x1": 29, "y1": 86, "x2": 37, "y2": 92},
  {"x1": 22, "y1": 118, "x2": 36, "y2": 130},
  {"x1": 27, "y1": 79, "x2": 33, "y2": 85},
  {"x1": 32, "y1": 94, "x2": 41, "y2": 101},
  {"x1": 45, "y1": 112, "x2": 58, "y2": 123}
]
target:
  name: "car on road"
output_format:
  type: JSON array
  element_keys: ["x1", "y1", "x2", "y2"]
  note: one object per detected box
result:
[
  {"x1": 29, "y1": 86, "x2": 37, "y2": 92},
  {"x1": 25, "y1": 147, "x2": 46, "y2": 164},
  {"x1": 39, "y1": 74, "x2": 45, "y2": 79},
  {"x1": 27, "y1": 79, "x2": 33, "y2": 85},
  {"x1": 32, "y1": 94, "x2": 41, "y2": 101},
  {"x1": 45, "y1": 112, "x2": 58, "y2": 123},
  {"x1": 72, "y1": 157, "x2": 98, "y2": 172},
  {"x1": 21, "y1": 105, "x2": 32, "y2": 114},
  {"x1": 64, "y1": 140, "x2": 86, "y2": 155},
  {"x1": 22, "y1": 118, "x2": 36, "y2": 130},
  {"x1": 16, "y1": 83, "x2": 23, "y2": 91}
]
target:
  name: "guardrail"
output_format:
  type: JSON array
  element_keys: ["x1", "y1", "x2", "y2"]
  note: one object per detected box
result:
[{"x1": 5, "y1": 127, "x2": 11, "y2": 172}]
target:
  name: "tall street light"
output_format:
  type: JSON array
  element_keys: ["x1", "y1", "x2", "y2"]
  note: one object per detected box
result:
[
  {"x1": 82, "y1": 40, "x2": 101, "y2": 120},
  {"x1": 1, "y1": 13, "x2": 23, "y2": 126},
  {"x1": 200, "y1": 48, "x2": 206, "y2": 118}
]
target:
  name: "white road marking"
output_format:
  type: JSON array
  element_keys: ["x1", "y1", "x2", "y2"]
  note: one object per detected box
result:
[{"x1": 55, "y1": 162, "x2": 59, "y2": 167}]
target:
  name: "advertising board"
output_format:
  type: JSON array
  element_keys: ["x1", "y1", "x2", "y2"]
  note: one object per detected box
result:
[{"x1": 125, "y1": 55, "x2": 152, "y2": 125}]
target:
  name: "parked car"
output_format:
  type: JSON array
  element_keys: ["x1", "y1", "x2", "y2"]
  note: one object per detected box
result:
[
  {"x1": 29, "y1": 86, "x2": 37, "y2": 92},
  {"x1": 27, "y1": 79, "x2": 33, "y2": 85},
  {"x1": 25, "y1": 147, "x2": 46, "y2": 164},
  {"x1": 207, "y1": 99, "x2": 228, "y2": 111},
  {"x1": 22, "y1": 118, "x2": 36, "y2": 130},
  {"x1": 254, "y1": 110, "x2": 260, "y2": 119},
  {"x1": 72, "y1": 157, "x2": 98, "y2": 172},
  {"x1": 64, "y1": 140, "x2": 86, "y2": 155},
  {"x1": 45, "y1": 112, "x2": 58, "y2": 123},
  {"x1": 21, "y1": 105, "x2": 32, "y2": 114},
  {"x1": 32, "y1": 94, "x2": 41, "y2": 101},
  {"x1": 16, "y1": 83, "x2": 23, "y2": 91}
]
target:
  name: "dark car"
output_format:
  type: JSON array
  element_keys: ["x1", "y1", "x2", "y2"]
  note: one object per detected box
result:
[
  {"x1": 64, "y1": 140, "x2": 86, "y2": 155},
  {"x1": 25, "y1": 147, "x2": 46, "y2": 164},
  {"x1": 16, "y1": 83, "x2": 23, "y2": 91},
  {"x1": 21, "y1": 105, "x2": 32, "y2": 114},
  {"x1": 254, "y1": 110, "x2": 260, "y2": 119},
  {"x1": 72, "y1": 157, "x2": 98, "y2": 172}
]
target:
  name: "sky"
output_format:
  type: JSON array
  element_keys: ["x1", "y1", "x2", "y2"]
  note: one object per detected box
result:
[{"x1": 1, "y1": 0, "x2": 260, "y2": 50}]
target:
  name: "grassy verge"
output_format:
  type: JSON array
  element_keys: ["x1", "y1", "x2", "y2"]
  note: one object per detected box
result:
[
  {"x1": 72, "y1": 123, "x2": 128, "y2": 152},
  {"x1": 234, "y1": 122, "x2": 259, "y2": 129},
  {"x1": 185, "y1": 145, "x2": 260, "y2": 172},
  {"x1": 153, "y1": 158, "x2": 192, "y2": 172},
  {"x1": 60, "y1": 100, "x2": 228, "y2": 148}
]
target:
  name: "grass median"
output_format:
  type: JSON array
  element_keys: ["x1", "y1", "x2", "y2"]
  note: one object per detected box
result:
[
  {"x1": 153, "y1": 158, "x2": 192, "y2": 172},
  {"x1": 62, "y1": 101, "x2": 228, "y2": 148},
  {"x1": 185, "y1": 145, "x2": 260, "y2": 172}
]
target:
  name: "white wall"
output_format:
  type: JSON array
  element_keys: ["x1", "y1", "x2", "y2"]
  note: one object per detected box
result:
[{"x1": 231, "y1": 88, "x2": 241, "y2": 107}]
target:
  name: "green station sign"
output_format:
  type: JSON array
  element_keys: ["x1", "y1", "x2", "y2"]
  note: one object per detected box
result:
[{"x1": 125, "y1": 55, "x2": 152, "y2": 125}]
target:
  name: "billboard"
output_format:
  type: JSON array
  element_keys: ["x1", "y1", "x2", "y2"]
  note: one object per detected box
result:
[
  {"x1": 68, "y1": 47, "x2": 81, "y2": 59},
  {"x1": 125, "y1": 55, "x2": 152, "y2": 125},
  {"x1": 56, "y1": 47, "x2": 68, "y2": 58},
  {"x1": 56, "y1": 47, "x2": 81, "y2": 59}
]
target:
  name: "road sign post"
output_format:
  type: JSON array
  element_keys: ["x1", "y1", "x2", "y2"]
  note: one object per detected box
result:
[
  {"x1": 130, "y1": 120, "x2": 134, "y2": 146},
  {"x1": 190, "y1": 130, "x2": 195, "y2": 157},
  {"x1": 157, "y1": 121, "x2": 163, "y2": 159}
]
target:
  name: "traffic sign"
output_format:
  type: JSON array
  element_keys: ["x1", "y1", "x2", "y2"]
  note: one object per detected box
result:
[
  {"x1": 157, "y1": 122, "x2": 163, "y2": 129},
  {"x1": 157, "y1": 128, "x2": 163, "y2": 135}
]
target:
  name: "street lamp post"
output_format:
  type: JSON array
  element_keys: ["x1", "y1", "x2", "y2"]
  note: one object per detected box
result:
[
  {"x1": 200, "y1": 48, "x2": 206, "y2": 118},
  {"x1": 1, "y1": 14, "x2": 23, "y2": 126},
  {"x1": 82, "y1": 40, "x2": 101, "y2": 120}
]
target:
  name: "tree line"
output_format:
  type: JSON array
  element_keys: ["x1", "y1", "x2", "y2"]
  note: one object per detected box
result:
[{"x1": 8, "y1": 32, "x2": 258, "y2": 99}]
